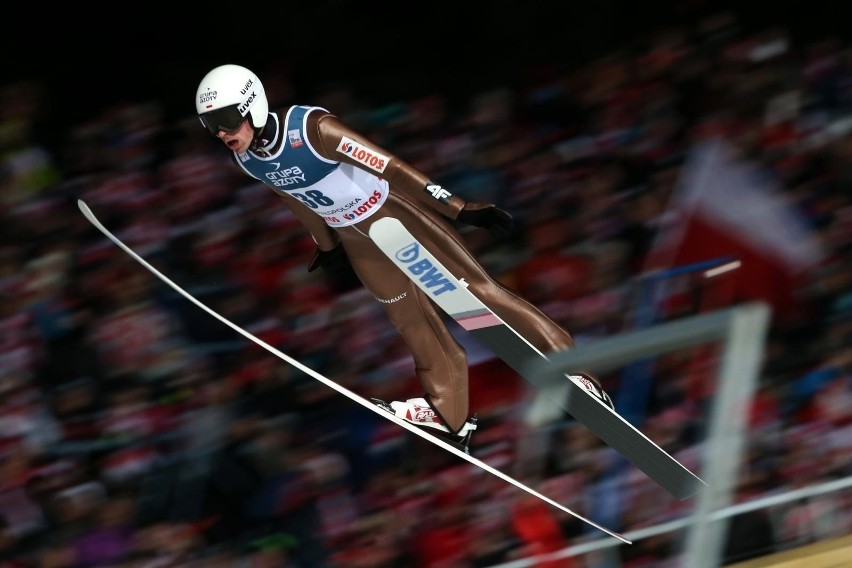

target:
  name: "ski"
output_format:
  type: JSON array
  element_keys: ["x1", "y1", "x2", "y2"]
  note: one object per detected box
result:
[
  {"x1": 368, "y1": 217, "x2": 706, "y2": 501},
  {"x1": 77, "y1": 200, "x2": 630, "y2": 544}
]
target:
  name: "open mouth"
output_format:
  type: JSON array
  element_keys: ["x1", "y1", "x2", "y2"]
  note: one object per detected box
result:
[{"x1": 226, "y1": 139, "x2": 240, "y2": 150}]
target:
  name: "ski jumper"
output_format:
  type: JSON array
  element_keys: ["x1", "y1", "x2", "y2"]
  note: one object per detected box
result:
[{"x1": 234, "y1": 105, "x2": 577, "y2": 433}]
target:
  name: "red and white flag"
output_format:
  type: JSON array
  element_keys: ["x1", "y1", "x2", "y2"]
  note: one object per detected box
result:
[{"x1": 645, "y1": 138, "x2": 824, "y2": 319}]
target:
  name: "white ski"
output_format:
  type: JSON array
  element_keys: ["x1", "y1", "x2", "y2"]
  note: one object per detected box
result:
[
  {"x1": 368, "y1": 217, "x2": 706, "y2": 501},
  {"x1": 77, "y1": 200, "x2": 630, "y2": 544}
]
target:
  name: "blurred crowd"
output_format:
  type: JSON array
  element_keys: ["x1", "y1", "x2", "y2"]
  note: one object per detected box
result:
[{"x1": 2, "y1": 9, "x2": 852, "y2": 568}]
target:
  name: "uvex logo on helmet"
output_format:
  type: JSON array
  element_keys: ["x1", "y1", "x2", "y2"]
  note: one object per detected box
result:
[{"x1": 238, "y1": 92, "x2": 257, "y2": 115}]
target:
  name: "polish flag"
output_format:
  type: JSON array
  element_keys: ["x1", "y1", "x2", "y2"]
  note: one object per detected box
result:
[{"x1": 644, "y1": 138, "x2": 824, "y2": 320}]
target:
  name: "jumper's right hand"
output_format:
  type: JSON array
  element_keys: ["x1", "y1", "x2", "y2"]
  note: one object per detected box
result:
[
  {"x1": 457, "y1": 201, "x2": 513, "y2": 237},
  {"x1": 307, "y1": 242, "x2": 350, "y2": 273}
]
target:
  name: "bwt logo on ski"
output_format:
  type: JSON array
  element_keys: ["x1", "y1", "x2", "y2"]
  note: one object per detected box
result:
[{"x1": 394, "y1": 243, "x2": 457, "y2": 296}]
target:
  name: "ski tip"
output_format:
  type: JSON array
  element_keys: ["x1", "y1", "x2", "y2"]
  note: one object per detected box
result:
[
  {"x1": 77, "y1": 200, "x2": 105, "y2": 231},
  {"x1": 77, "y1": 199, "x2": 93, "y2": 219}
]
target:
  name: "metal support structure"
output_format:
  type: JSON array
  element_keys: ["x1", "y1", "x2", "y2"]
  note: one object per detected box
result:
[
  {"x1": 518, "y1": 302, "x2": 772, "y2": 567},
  {"x1": 683, "y1": 302, "x2": 771, "y2": 568}
]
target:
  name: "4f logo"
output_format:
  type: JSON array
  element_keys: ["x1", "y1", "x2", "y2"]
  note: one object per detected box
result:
[
  {"x1": 425, "y1": 184, "x2": 453, "y2": 204},
  {"x1": 395, "y1": 242, "x2": 457, "y2": 296}
]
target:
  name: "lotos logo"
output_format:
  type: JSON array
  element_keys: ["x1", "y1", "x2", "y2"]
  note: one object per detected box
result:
[
  {"x1": 335, "y1": 136, "x2": 389, "y2": 173},
  {"x1": 395, "y1": 242, "x2": 457, "y2": 296}
]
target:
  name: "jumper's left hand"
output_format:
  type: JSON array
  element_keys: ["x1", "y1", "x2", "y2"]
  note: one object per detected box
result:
[{"x1": 457, "y1": 201, "x2": 513, "y2": 236}]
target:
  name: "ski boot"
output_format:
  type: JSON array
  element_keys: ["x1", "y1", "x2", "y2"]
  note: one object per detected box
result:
[
  {"x1": 568, "y1": 373, "x2": 615, "y2": 411},
  {"x1": 371, "y1": 397, "x2": 478, "y2": 454}
]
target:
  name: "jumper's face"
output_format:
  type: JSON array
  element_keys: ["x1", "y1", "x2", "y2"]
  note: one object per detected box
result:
[
  {"x1": 217, "y1": 119, "x2": 253, "y2": 154},
  {"x1": 199, "y1": 103, "x2": 253, "y2": 153}
]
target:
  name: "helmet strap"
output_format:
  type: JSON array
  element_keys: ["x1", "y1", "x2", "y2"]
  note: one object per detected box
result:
[{"x1": 249, "y1": 112, "x2": 277, "y2": 153}]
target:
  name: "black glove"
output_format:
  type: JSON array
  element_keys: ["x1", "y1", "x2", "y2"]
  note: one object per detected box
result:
[
  {"x1": 307, "y1": 242, "x2": 350, "y2": 273},
  {"x1": 457, "y1": 201, "x2": 513, "y2": 236}
]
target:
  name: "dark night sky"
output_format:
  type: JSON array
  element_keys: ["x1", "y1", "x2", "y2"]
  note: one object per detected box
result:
[{"x1": 3, "y1": 1, "x2": 847, "y2": 132}]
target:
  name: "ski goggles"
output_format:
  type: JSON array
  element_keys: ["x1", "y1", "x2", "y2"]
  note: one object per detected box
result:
[{"x1": 199, "y1": 104, "x2": 246, "y2": 136}]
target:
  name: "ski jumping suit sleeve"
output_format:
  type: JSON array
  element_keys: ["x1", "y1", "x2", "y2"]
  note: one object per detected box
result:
[{"x1": 291, "y1": 109, "x2": 578, "y2": 433}]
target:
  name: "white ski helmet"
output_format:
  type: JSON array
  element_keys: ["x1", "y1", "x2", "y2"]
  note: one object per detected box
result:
[{"x1": 195, "y1": 64, "x2": 269, "y2": 135}]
